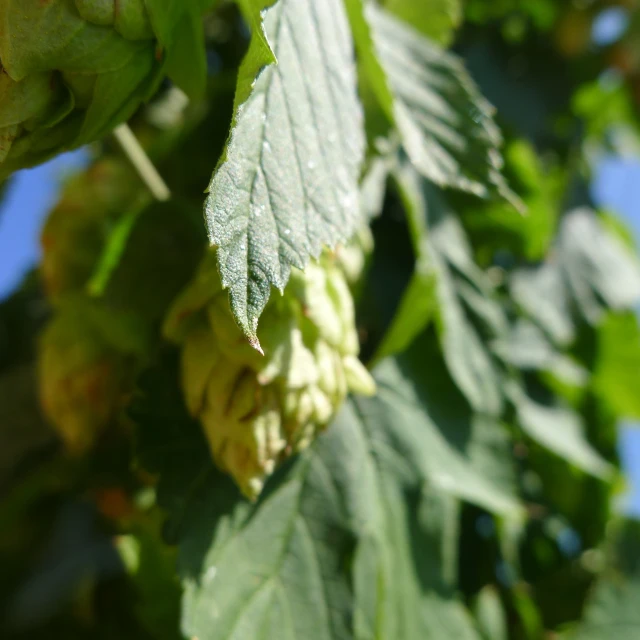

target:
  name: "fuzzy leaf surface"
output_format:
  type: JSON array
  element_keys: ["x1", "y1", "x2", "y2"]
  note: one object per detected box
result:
[{"x1": 205, "y1": 0, "x2": 365, "y2": 345}]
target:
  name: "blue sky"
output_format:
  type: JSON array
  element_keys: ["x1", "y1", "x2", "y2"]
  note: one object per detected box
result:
[{"x1": 0, "y1": 150, "x2": 88, "y2": 300}]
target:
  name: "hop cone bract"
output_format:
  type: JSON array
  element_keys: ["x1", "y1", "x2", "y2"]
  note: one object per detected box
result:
[
  {"x1": 0, "y1": 0, "x2": 204, "y2": 179},
  {"x1": 164, "y1": 251, "x2": 376, "y2": 498}
]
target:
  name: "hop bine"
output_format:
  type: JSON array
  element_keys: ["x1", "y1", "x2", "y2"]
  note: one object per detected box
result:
[
  {"x1": 164, "y1": 250, "x2": 376, "y2": 499},
  {"x1": 0, "y1": 0, "x2": 207, "y2": 179}
]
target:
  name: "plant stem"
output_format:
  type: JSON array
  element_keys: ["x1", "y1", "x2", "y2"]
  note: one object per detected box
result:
[{"x1": 113, "y1": 123, "x2": 171, "y2": 202}]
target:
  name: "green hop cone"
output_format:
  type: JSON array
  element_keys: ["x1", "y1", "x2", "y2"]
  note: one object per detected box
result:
[
  {"x1": 333, "y1": 224, "x2": 374, "y2": 294},
  {"x1": 164, "y1": 251, "x2": 376, "y2": 499},
  {"x1": 38, "y1": 297, "x2": 148, "y2": 453},
  {"x1": 0, "y1": 0, "x2": 206, "y2": 179}
]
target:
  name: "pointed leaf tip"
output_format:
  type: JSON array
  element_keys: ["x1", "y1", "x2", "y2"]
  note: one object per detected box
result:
[{"x1": 249, "y1": 335, "x2": 264, "y2": 356}]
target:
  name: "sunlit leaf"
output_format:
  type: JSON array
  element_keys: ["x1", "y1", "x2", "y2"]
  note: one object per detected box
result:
[{"x1": 205, "y1": 0, "x2": 365, "y2": 345}]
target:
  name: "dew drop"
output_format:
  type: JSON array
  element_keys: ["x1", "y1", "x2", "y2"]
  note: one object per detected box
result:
[
  {"x1": 341, "y1": 193, "x2": 356, "y2": 209},
  {"x1": 284, "y1": 228, "x2": 291, "y2": 235},
  {"x1": 204, "y1": 566, "x2": 218, "y2": 583},
  {"x1": 307, "y1": 159, "x2": 316, "y2": 170}
]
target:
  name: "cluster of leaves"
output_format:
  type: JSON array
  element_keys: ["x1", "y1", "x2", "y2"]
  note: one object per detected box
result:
[{"x1": 2, "y1": 1, "x2": 640, "y2": 639}]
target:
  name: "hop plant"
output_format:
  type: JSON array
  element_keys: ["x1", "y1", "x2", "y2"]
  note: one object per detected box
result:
[
  {"x1": 38, "y1": 297, "x2": 148, "y2": 453},
  {"x1": 0, "y1": 0, "x2": 206, "y2": 179},
  {"x1": 164, "y1": 251, "x2": 376, "y2": 498}
]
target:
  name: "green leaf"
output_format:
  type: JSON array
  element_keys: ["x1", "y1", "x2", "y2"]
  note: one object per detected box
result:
[
  {"x1": 507, "y1": 383, "x2": 613, "y2": 480},
  {"x1": 233, "y1": 0, "x2": 278, "y2": 109},
  {"x1": 162, "y1": 9, "x2": 207, "y2": 99},
  {"x1": 571, "y1": 520, "x2": 640, "y2": 639},
  {"x1": 373, "y1": 271, "x2": 436, "y2": 364},
  {"x1": 559, "y1": 208, "x2": 640, "y2": 324},
  {"x1": 388, "y1": 154, "x2": 505, "y2": 415},
  {"x1": 344, "y1": 2, "x2": 520, "y2": 206},
  {"x1": 142, "y1": 0, "x2": 212, "y2": 98},
  {"x1": 463, "y1": 139, "x2": 561, "y2": 262},
  {"x1": 493, "y1": 319, "x2": 565, "y2": 371},
  {"x1": 205, "y1": 0, "x2": 365, "y2": 346},
  {"x1": 593, "y1": 312, "x2": 640, "y2": 420},
  {"x1": 510, "y1": 262, "x2": 575, "y2": 346},
  {"x1": 382, "y1": 0, "x2": 462, "y2": 45},
  {"x1": 134, "y1": 343, "x2": 519, "y2": 639},
  {"x1": 352, "y1": 473, "x2": 481, "y2": 640},
  {"x1": 510, "y1": 208, "x2": 640, "y2": 343},
  {"x1": 369, "y1": 343, "x2": 519, "y2": 514},
  {"x1": 360, "y1": 153, "x2": 393, "y2": 221},
  {"x1": 493, "y1": 319, "x2": 589, "y2": 390}
]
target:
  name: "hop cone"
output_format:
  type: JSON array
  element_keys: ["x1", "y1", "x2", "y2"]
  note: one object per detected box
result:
[
  {"x1": 0, "y1": 0, "x2": 204, "y2": 179},
  {"x1": 164, "y1": 251, "x2": 376, "y2": 498},
  {"x1": 41, "y1": 158, "x2": 139, "y2": 300},
  {"x1": 38, "y1": 297, "x2": 148, "y2": 453}
]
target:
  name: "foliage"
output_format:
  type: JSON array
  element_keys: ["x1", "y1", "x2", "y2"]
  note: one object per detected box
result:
[{"x1": 2, "y1": 0, "x2": 640, "y2": 639}]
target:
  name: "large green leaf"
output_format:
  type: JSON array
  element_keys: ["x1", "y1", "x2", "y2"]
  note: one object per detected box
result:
[
  {"x1": 507, "y1": 383, "x2": 613, "y2": 480},
  {"x1": 385, "y1": 154, "x2": 505, "y2": 415},
  {"x1": 205, "y1": 0, "x2": 365, "y2": 346},
  {"x1": 134, "y1": 342, "x2": 518, "y2": 639},
  {"x1": 344, "y1": 2, "x2": 519, "y2": 205},
  {"x1": 352, "y1": 470, "x2": 480, "y2": 640},
  {"x1": 369, "y1": 341, "x2": 518, "y2": 514}
]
